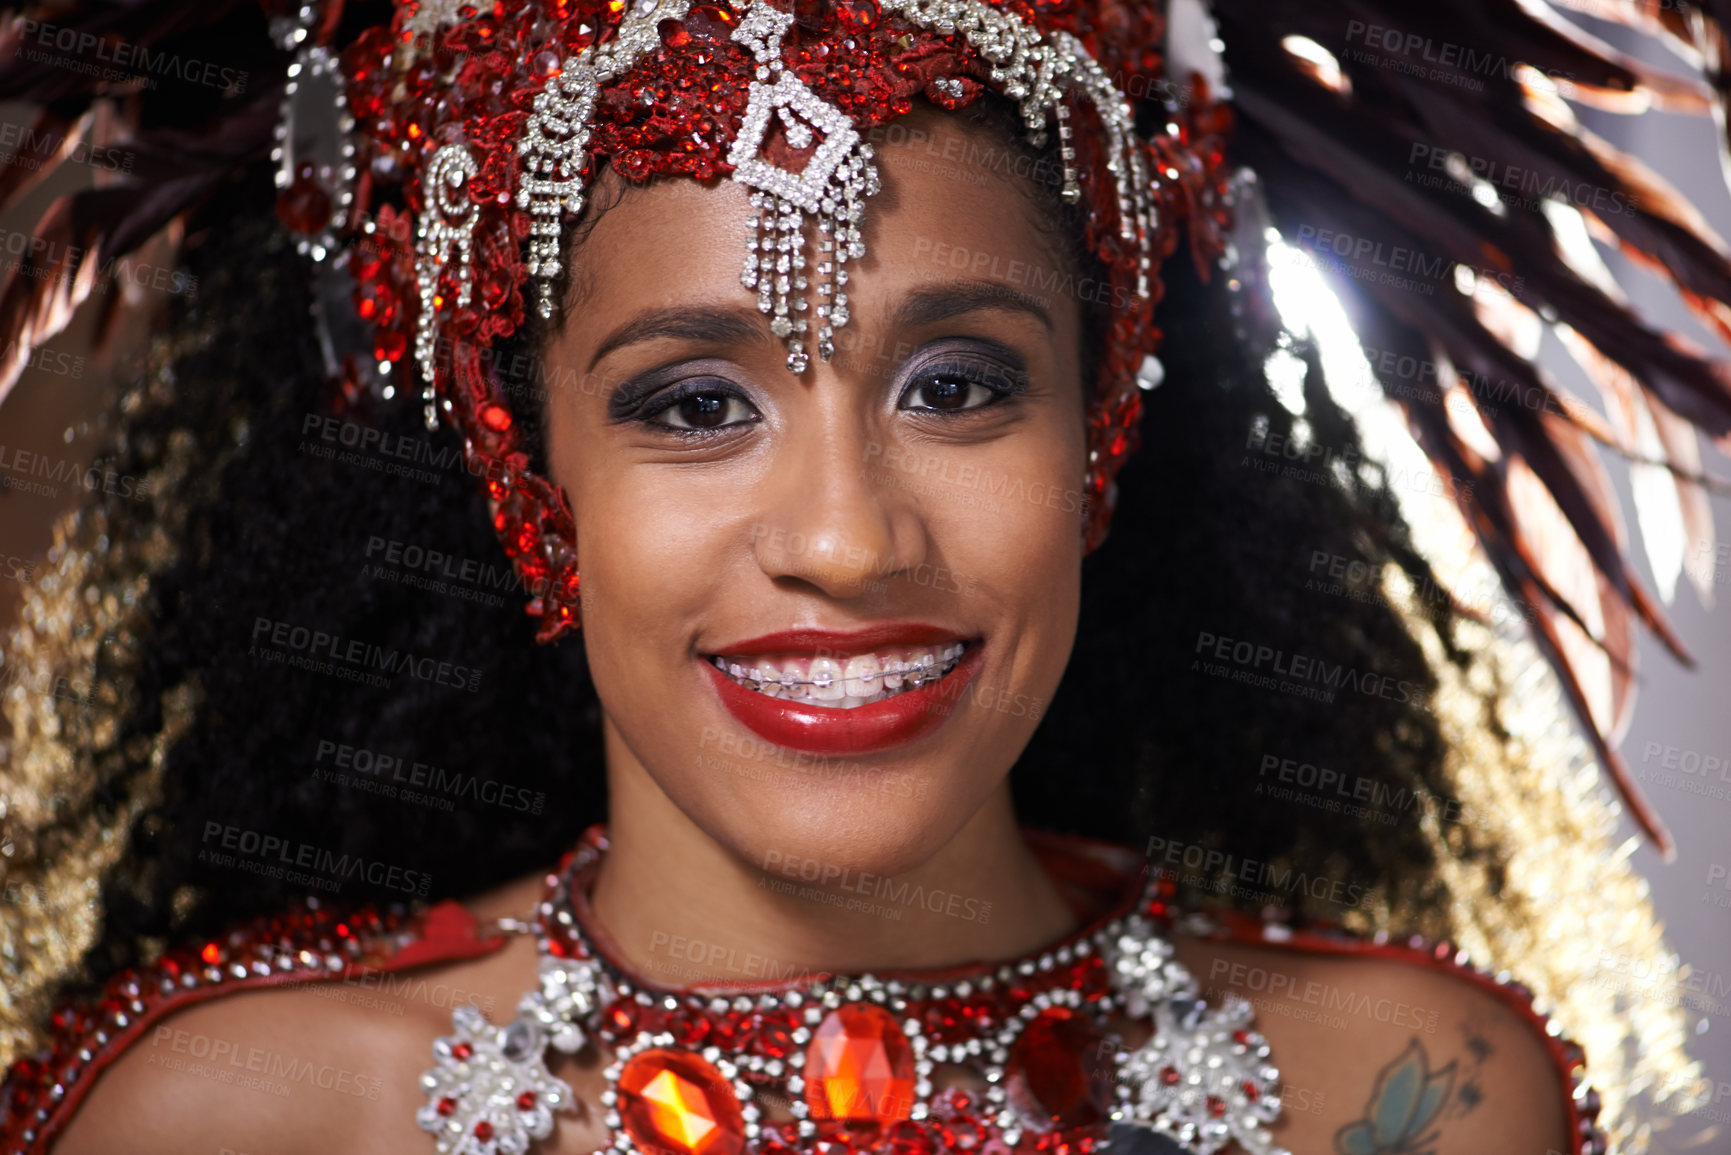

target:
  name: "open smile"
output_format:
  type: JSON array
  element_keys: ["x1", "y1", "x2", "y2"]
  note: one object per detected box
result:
[
  {"x1": 699, "y1": 627, "x2": 985, "y2": 756},
  {"x1": 707, "y1": 642, "x2": 968, "y2": 710}
]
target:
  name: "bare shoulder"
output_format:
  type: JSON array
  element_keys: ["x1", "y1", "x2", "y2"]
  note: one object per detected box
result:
[
  {"x1": 52, "y1": 976, "x2": 412, "y2": 1155},
  {"x1": 1174, "y1": 931, "x2": 1574, "y2": 1155},
  {"x1": 53, "y1": 874, "x2": 551, "y2": 1155}
]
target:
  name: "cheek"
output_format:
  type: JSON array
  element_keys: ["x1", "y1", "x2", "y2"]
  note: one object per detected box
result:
[
  {"x1": 545, "y1": 418, "x2": 730, "y2": 716},
  {"x1": 913, "y1": 426, "x2": 1087, "y2": 698},
  {"x1": 569, "y1": 467, "x2": 737, "y2": 650},
  {"x1": 940, "y1": 471, "x2": 1082, "y2": 593}
]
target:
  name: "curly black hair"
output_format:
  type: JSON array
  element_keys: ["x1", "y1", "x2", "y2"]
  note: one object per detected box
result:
[{"x1": 30, "y1": 87, "x2": 1462, "y2": 1012}]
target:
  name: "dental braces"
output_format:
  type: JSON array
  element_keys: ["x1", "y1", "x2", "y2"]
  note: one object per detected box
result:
[{"x1": 710, "y1": 643, "x2": 966, "y2": 691}]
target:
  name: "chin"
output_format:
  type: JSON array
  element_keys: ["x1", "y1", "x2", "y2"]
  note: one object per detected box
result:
[
  {"x1": 709, "y1": 778, "x2": 985, "y2": 885},
  {"x1": 653, "y1": 634, "x2": 1042, "y2": 883}
]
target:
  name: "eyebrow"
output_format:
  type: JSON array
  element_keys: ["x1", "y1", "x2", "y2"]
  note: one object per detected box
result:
[
  {"x1": 586, "y1": 277, "x2": 1056, "y2": 375},
  {"x1": 891, "y1": 279, "x2": 1056, "y2": 336},
  {"x1": 587, "y1": 305, "x2": 770, "y2": 373}
]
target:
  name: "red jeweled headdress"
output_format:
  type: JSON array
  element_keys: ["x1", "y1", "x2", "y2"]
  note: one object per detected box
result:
[{"x1": 309, "y1": 0, "x2": 1234, "y2": 643}]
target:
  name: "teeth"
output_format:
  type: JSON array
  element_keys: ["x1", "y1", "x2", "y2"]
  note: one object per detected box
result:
[
  {"x1": 709, "y1": 642, "x2": 969, "y2": 708},
  {"x1": 843, "y1": 654, "x2": 883, "y2": 697},
  {"x1": 809, "y1": 657, "x2": 845, "y2": 701}
]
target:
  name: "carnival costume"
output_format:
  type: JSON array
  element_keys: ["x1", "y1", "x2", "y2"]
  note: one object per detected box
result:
[
  {"x1": 2, "y1": 0, "x2": 1730, "y2": 1151},
  {"x1": 0, "y1": 830, "x2": 1614, "y2": 1155}
]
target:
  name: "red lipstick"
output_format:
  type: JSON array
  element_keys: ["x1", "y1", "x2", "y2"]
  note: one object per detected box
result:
[{"x1": 701, "y1": 625, "x2": 984, "y2": 756}]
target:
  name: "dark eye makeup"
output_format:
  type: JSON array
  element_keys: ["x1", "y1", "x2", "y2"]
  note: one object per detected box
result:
[
  {"x1": 610, "y1": 341, "x2": 1031, "y2": 438},
  {"x1": 897, "y1": 347, "x2": 1030, "y2": 415},
  {"x1": 645, "y1": 378, "x2": 758, "y2": 433}
]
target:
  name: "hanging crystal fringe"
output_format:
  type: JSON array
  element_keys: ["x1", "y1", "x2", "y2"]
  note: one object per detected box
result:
[
  {"x1": 517, "y1": 2, "x2": 695, "y2": 324},
  {"x1": 415, "y1": 143, "x2": 479, "y2": 431},
  {"x1": 740, "y1": 172, "x2": 878, "y2": 373},
  {"x1": 722, "y1": 1, "x2": 880, "y2": 374},
  {"x1": 742, "y1": 191, "x2": 813, "y2": 374},
  {"x1": 829, "y1": 151, "x2": 874, "y2": 356}
]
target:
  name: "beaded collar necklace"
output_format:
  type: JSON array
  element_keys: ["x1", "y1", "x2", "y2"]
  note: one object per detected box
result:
[{"x1": 415, "y1": 829, "x2": 1288, "y2": 1155}]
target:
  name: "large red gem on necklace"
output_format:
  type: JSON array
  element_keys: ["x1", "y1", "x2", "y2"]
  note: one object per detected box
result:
[
  {"x1": 1005, "y1": 1006, "x2": 1111, "y2": 1131},
  {"x1": 617, "y1": 1048, "x2": 746, "y2": 1155},
  {"x1": 802, "y1": 1003, "x2": 917, "y2": 1124}
]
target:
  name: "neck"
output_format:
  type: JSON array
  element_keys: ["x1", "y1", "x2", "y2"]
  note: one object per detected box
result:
[{"x1": 589, "y1": 724, "x2": 1078, "y2": 985}]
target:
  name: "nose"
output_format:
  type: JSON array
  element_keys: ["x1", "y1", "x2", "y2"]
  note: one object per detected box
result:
[{"x1": 753, "y1": 414, "x2": 928, "y2": 600}]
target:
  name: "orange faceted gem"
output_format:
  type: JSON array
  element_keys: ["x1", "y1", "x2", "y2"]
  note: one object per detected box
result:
[
  {"x1": 802, "y1": 1003, "x2": 917, "y2": 1124},
  {"x1": 617, "y1": 1048, "x2": 745, "y2": 1155}
]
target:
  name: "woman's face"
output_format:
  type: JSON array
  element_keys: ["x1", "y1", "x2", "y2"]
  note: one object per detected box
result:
[{"x1": 543, "y1": 106, "x2": 1088, "y2": 879}]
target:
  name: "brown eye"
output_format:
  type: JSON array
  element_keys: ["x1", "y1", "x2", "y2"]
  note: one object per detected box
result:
[
  {"x1": 911, "y1": 375, "x2": 972, "y2": 411},
  {"x1": 898, "y1": 357, "x2": 1024, "y2": 414},
  {"x1": 643, "y1": 381, "x2": 759, "y2": 433},
  {"x1": 675, "y1": 393, "x2": 731, "y2": 428}
]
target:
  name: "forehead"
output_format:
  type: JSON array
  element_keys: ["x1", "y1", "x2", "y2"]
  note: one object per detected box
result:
[{"x1": 558, "y1": 105, "x2": 1076, "y2": 345}]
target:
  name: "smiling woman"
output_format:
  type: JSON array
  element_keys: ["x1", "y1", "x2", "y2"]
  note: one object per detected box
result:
[
  {"x1": 0, "y1": 2, "x2": 1724, "y2": 1155},
  {"x1": 534, "y1": 105, "x2": 1093, "y2": 902}
]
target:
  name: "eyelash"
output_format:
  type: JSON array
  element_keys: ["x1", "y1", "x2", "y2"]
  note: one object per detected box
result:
[
  {"x1": 637, "y1": 357, "x2": 1026, "y2": 436},
  {"x1": 899, "y1": 358, "x2": 1028, "y2": 414},
  {"x1": 639, "y1": 379, "x2": 759, "y2": 436}
]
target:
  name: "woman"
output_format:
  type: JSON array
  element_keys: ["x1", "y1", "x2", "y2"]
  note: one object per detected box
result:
[{"x1": 0, "y1": 0, "x2": 1721, "y2": 1152}]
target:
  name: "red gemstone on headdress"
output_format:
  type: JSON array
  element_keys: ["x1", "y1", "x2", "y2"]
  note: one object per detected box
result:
[
  {"x1": 803, "y1": 1003, "x2": 916, "y2": 1123},
  {"x1": 374, "y1": 328, "x2": 408, "y2": 363},
  {"x1": 518, "y1": 1090, "x2": 539, "y2": 1110},
  {"x1": 475, "y1": 1119, "x2": 495, "y2": 1140},
  {"x1": 437, "y1": 1096, "x2": 457, "y2": 1116},
  {"x1": 794, "y1": 0, "x2": 834, "y2": 31},
  {"x1": 451, "y1": 1041, "x2": 474, "y2": 1060},
  {"x1": 659, "y1": 17, "x2": 691, "y2": 47},
  {"x1": 682, "y1": 3, "x2": 736, "y2": 41},
  {"x1": 479, "y1": 402, "x2": 512, "y2": 432},
  {"x1": 480, "y1": 269, "x2": 513, "y2": 309},
  {"x1": 835, "y1": 0, "x2": 879, "y2": 34},
  {"x1": 1005, "y1": 1006, "x2": 1110, "y2": 1131},
  {"x1": 561, "y1": 17, "x2": 600, "y2": 52},
  {"x1": 276, "y1": 162, "x2": 333, "y2": 234},
  {"x1": 618, "y1": 1048, "x2": 746, "y2": 1155}
]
